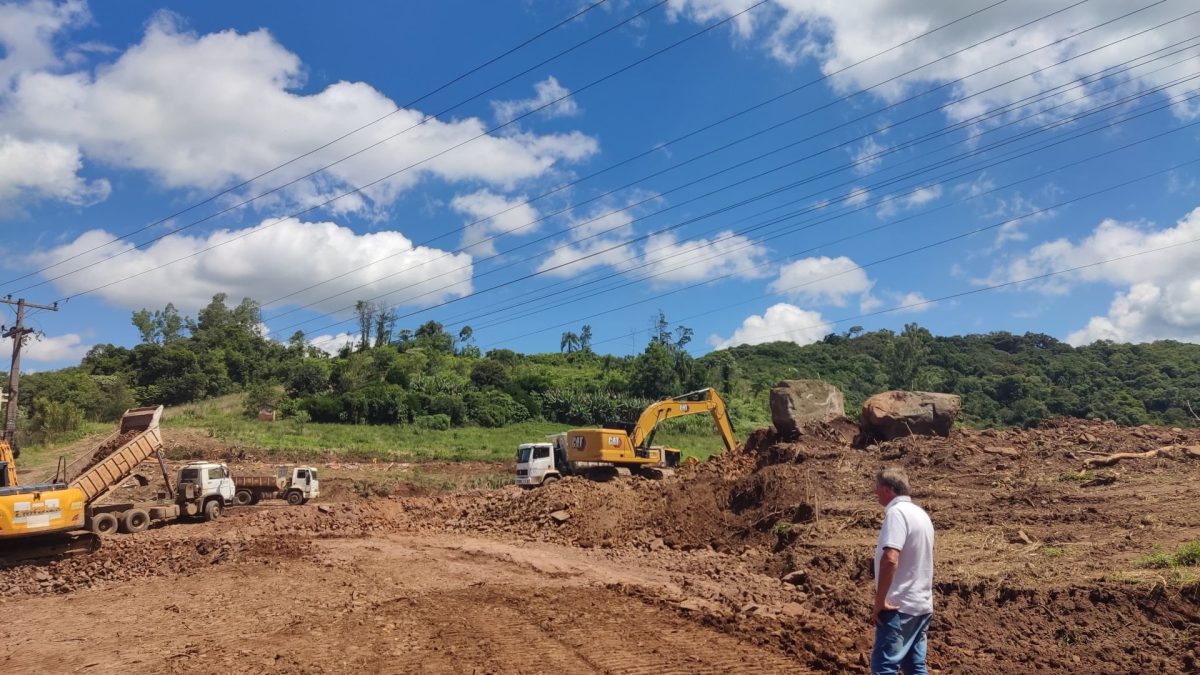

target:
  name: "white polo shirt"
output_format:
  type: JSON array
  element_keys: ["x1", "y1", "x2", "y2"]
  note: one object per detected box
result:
[{"x1": 875, "y1": 495, "x2": 935, "y2": 616}]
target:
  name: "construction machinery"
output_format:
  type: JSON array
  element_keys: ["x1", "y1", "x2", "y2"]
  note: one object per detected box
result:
[
  {"x1": 516, "y1": 388, "x2": 737, "y2": 486},
  {"x1": 232, "y1": 465, "x2": 320, "y2": 506},
  {"x1": 0, "y1": 405, "x2": 238, "y2": 561}
]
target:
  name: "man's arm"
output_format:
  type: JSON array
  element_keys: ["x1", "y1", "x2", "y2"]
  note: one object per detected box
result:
[{"x1": 872, "y1": 547, "x2": 900, "y2": 624}]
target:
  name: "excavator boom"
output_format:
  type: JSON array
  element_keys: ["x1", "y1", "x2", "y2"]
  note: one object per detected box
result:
[{"x1": 629, "y1": 388, "x2": 736, "y2": 452}]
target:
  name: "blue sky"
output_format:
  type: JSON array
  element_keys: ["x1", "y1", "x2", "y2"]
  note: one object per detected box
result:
[{"x1": 3, "y1": 0, "x2": 1200, "y2": 368}]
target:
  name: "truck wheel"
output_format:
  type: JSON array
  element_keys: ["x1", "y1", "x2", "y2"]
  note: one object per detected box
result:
[
  {"x1": 202, "y1": 500, "x2": 222, "y2": 522},
  {"x1": 120, "y1": 508, "x2": 150, "y2": 534},
  {"x1": 234, "y1": 489, "x2": 254, "y2": 506},
  {"x1": 286, "y1": 490, "x2": 304, "y2": 506},
  {"x1": 542, "y1": 475, "x2": 560, "y2": 486},
  {"x1": 89, "y1": 512, "x2": 118, "y2": 535}
]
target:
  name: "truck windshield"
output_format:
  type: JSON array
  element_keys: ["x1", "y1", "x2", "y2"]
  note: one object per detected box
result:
[{"x1": 517, "y1": 447, "x2": 531, "y2": 463}]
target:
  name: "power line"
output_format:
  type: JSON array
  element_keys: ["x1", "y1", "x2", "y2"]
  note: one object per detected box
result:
[
  {"x1": 0, "y1": 0, "x2": 616, "y2": 287},
  {"x1": 22, "y1": 0, "x2": 769, "y2": 300},
  {"x1": 296, "y1": 8, "x2": 1195, "y2": 343},
  {"x1": 533, "y1": 153, "x2": 1200, "y2": 352},
  {"x1": 593, "y1": 233, "x2": 1200, "y2": 349},
  {"x1": 440, "y1": 53, "x2": 1200, "y2": 331},
  {"x1": 256, "y1": 0, "x2": 1013, "y2": 312},
  {"x1": 307, "y1": 24, "x2": 1200, "y2": 331},
  {"x1": 315, "y1": 84, "x2": 1200, "y2": 349},
  {"x1": 274, "y1": 0, "x2": 1181, "y2": 331}
]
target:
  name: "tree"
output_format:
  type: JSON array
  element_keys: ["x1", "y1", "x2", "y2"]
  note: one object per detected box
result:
[
  {"x1": 883, "y1": 323, "x2": 932, "y2": 390},
  {"x1": 651, "y1": 311, "x2": 672, "y2": 346},
  {"x1": 355, "y1": 300, "x2": 375, "y2": 351},
  {"x1": 414, "y1": 320, "x2": 455, "y2": 353},
  {"x1": 560, "y1": 331, "x2": 580, "y2": 353},
  {"x1": 374, "y1": 306, "x2": 397, "y2": 348},
  {"x1": 130, "y1": 303, "x2": 188, "y2": 346},
  {"x1": 131, "y1": 309, "x2": 157, "y2": 344},
  {"x1": 470, "y1": 359, "x2": 509, "y2": 389},
  {"x1": 674, "y1": 325, "x2": 694, "y2": 351},
  {"x1": 631, "y1": 341, "x2": 681, "y2": 399},
  {"x1": 579, "y1": 325, "x2": 593, "y2": 352},
  {"x1": 288, "y1": 330, "x2": 307, "y2": 355}
]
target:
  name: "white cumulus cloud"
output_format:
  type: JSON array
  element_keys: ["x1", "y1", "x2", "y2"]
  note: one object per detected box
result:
[
  {"x1": 669, "y1": 1, "x2": 1200, "y2": 124},
  {"x1": 769, "y1": 255, "x2": 873, "y2": 306},
  {"x1": 0, "y1": 134, "x2": 109, "y2": 208},
  {"x1": 491, "y1": 76, "x2": 581, "y2": 124},
  {"x1": 28, "y1": 218, "x2": 475, "y2": 315},
  {"x1": 450, "y1": 189, "x2": 541, "y2": 256},
  {"x1": 980, "y1": 206, "x2": 1200, "y2": 344},
  {"x1": 709, "y1": 303, "x2": 832, "y2": 349},
  {"x1": 0, "y1": 331, "x2": 90, "y2": 364},
  {"x1": 0, "y1": 13, "x2": 597, "y2": 211},
  {"x1": 638, "y1": 230, "x2": 771, "y2": 284}
]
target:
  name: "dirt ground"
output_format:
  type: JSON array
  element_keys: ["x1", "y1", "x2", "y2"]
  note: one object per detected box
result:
[{"x1": 2, "y1": 417, "x2": 1199, "y2": 673}]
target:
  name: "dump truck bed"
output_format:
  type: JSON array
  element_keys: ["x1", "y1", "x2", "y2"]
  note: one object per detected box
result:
[
  {"x1": 69, "y1": 406, "x2": 165, "y2": 505},
  {"x1": 233, "y1": 475, "x2": 284, "y2": 490}
]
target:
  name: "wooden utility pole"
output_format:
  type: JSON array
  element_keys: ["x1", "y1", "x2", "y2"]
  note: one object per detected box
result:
[{"x1": 2, "y1": 296, "x2": 59, "y2": 447}]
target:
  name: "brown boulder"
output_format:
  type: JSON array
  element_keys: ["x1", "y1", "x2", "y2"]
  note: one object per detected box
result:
[
  {"x1": 860, "y1": 391, "x2": 961, "y2": 441},
  {"x1": 770, "y1": 380, "x2": 845, "y2": 437}
]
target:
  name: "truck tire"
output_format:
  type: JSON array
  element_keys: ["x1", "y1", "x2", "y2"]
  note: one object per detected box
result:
[
  {"x1": 234, "y1": 489, "x2": 254, "y2": 506},
  {"x1": 286, "y1": 490, "x2": 304, "y2": 506},
  {"x1": 541, "y1": 475, "x2": 560, "y2": 486},
  {"x1": 120, "y1": 508, "x2": 150, "y2": 534},
  {"x1": 89, "y1": 512, "x2": 118, "y2": 535},
  {"x1": 202, "y1": 499, "x2": 222, "y2": 522}
]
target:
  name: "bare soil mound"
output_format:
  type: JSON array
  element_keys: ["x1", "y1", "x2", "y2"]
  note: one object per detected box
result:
[{"x1": 449, "y1": 416, "x2": 1200, "y2": 673}]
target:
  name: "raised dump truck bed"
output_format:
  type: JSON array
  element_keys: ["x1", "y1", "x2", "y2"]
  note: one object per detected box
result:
[{"x1": 69, "y1": 406, "x2": 166, "y2": 505}]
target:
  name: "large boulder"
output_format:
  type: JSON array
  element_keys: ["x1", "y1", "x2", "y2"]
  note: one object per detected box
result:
[
  {"x1": 770, "y1": 380, "x2": 845, "y2": 437},
  {"x1": 860, "y1": 391, "x2": 961, "y2": 441}
]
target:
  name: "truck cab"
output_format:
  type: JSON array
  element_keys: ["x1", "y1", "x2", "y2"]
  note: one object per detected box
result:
[
  {"x1": 515, "y1": 442, "x2": 559, "y2": 487},
  {"x1": 176, "y1": 462, "x2": 236, "y2": 518},
  {"x1": 281, "y1": 465, "x2": 320, "y2": 502}
]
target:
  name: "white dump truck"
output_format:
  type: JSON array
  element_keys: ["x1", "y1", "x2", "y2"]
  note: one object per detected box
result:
[{"x1": 232, "y1": 465, "x2": 319, "y2": 506}]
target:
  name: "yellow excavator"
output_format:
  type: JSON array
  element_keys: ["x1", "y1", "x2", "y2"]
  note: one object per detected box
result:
[
  {"x1": 0, "y1": 406, "x2": 167, "y2": 561},
  {"x1": 516, "y1": 387, "x2": 738, "y2": 485},
  {"x1": 0, "y1": 439, "x2": 93, "y2": 558}
]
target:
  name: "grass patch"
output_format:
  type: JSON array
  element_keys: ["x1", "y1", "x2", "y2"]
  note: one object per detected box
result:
[
  {"x1": 1138, "y1": 540, "x2": 1200, "y2": 569},
  {"x1": 13, "y1": 422, "x2": 112, "y2": 477},
  {"x1": 161, "y1": 394, "x2": 737, "y2": 463},
  {"x1": 1040, "y1": 546, "x2": 1065, "y2": 558},
  {"x1": 1059, "y1": 470, "x2": 1097, "y2": 482}
]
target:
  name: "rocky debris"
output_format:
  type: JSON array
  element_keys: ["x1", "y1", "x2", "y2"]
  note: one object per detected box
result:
[
  {"x1": 549, "y1": 510, "x2": 571, "y2": 523},
  {"x1": 770, "y1": 380, "x2": 845, "y2": 438},
  {"x1": 859, "y1": 390, "x2": 961, "y2": 442}
]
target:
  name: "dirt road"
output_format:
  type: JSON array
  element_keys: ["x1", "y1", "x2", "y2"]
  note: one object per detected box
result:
[
  {"x1": 1, "y1": 524, "x2": 807, "y2": 674},
  {"x1": 2, "y1": 416, "x2": 1199, "y2": 673}
]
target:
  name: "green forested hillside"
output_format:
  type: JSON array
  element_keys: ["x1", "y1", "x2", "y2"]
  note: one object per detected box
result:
[{"x1": 10, "y1": 295, "x2": 1200, "y2": 448}]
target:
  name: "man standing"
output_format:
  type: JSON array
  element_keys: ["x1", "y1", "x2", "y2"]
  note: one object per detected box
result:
[{"x1": 871, "y1": 467, "x2": 935, "y2": 675}]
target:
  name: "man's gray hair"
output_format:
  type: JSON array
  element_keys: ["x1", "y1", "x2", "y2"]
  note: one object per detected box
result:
[{"x1": 876, "y1": 466, "x2": 911, "y2": 496}]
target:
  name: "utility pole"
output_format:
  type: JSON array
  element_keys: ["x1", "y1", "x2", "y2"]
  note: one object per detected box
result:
[{"x1": 2, "y1": 296, "x2": 59, "y2": 448}]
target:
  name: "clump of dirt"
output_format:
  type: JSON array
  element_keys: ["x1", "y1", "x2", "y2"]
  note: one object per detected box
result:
[
  {"x1": 0, "y1": 534, "x2": 314, "y2": 596},
  {"x1": 74, "y1": 431, "x2": 139, "y2": 475}
]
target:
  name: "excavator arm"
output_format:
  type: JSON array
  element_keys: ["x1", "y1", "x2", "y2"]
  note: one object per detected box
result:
[
  {"x1": 0, "y1": 441, "x2": 17, "y2": 488},
  {"x1": 629, "y1": 388, "x2": 737, "y2": 452}
]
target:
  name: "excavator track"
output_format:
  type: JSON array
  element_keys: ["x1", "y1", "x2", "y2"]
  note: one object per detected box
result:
[{"x1": 0, "y1": 532, "x2": 100, "y2": 566}]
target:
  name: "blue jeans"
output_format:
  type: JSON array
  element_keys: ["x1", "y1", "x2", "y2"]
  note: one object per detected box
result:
[{"x1": 871, "y1": 610, "x2": 931, "y2": 675}]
